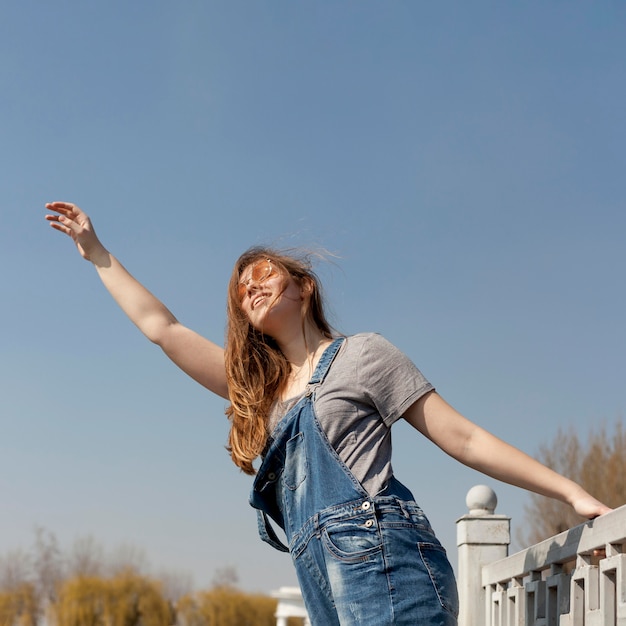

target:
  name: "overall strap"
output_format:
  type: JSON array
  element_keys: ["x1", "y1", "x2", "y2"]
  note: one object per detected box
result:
[
  {"x1": 256, "y1": 510, "x2": 290, "y2": 552},
  {"x1": 307, "y1": 337, "x2": 345, "y2": 387},
  {"x1": 254, "y1": 337, "x2": 345, "y2": 554}
]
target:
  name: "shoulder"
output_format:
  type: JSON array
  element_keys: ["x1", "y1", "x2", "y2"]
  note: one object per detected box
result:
[
  {"x1": 343, "y1": 332, "x2": 404, "y2": 357},
  {"x1": 344, "y1": 331, "x2": 393, "y2": 346},
  {"x1": 341, "y1": 333, "x2": 428, "y2": 383},
  {"x1": 332, "y1": 333, "x2": 414, "y2": 378}
]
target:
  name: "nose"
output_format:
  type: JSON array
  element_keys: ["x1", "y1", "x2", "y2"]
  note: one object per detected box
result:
[{"x1": 241, "y1": 276, "x2": 263, "y2": 300}]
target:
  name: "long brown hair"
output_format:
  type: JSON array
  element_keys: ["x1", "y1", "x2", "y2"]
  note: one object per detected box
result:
[{"x1": 225, "y1": 247, "x2": 334, "y2": 474}]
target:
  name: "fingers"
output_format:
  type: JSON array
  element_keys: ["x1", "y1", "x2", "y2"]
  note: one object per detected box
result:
[
  {"x1": 45, "y1": 210, "x2": 74, "y2": 233},
  {"x1": 45, "y1": 201, "x2": 80, "y2": 217},
  {"x1": 45, "y1": 201, "x2": 96, "y2": 262},
  {"x1": 46, "y1": 201, "x2": 78, "y2": 210},
  {"x1": 46, "y1": 217, "x2": 73, "y2": 237},
  {"x1": 45, "y1": 202, "x2": 74, "y2": 224},
  {"x1": 45, "y1": 201, "x2": 85, "y2": 229},
  {"x1": 45, "y1": 202, "x2": 87, "y2": 242}
]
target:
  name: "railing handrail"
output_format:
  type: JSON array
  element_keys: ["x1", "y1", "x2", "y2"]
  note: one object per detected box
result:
[{"x1": 482, "y1": 502, "x2": 626, "y2": 587}]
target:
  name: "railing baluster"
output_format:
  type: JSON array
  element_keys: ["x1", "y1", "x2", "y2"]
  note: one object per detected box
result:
[
  {"x1": 545, "y1": 567, "x2": 570, "y2": 625},
  {"x1": 600, "y1": 552, "x2": 626, "y2": 625},
  {"x1": 492, "y1": 583, "x2": 506, "y2": 626},
  {"x1": 526, "y1": 571, "x2": 546, "y2": 626}
]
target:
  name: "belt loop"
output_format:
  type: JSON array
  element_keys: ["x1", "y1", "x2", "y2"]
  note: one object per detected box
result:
[{"x1": 400, "y1": 500, "x2": 410, "y2": 519}]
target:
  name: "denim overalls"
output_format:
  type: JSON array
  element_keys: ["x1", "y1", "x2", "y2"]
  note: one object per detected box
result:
[{"x1": 250, "y1": 338, "x2": 458, "y2": 625}]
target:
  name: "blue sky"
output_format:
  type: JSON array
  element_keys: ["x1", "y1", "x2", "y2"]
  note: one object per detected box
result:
[{"x1": 2, "y1": 1, "x2": 625, "y2": 593}]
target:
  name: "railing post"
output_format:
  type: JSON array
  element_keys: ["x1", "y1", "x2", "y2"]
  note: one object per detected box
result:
[{"x1": 456, "y1": 485, "x2": 511, "y2": 626}]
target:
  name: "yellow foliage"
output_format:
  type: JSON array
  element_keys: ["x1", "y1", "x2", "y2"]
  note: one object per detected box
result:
[
  {"x1": 53, "y1": 571, "x2": 171, "y2": 626},
  {"x1": 0, "y1": 533, "x2": 283, "y2": 626},
  {"x1": 0, "y1": 583, "x2": 39, "y2": 626},
  {"x1": 176, "y1": 586, "x2": 277, "y2": 626},
  {"x1": 0, "y1": 583, "x2": 38, "y2": 626}
]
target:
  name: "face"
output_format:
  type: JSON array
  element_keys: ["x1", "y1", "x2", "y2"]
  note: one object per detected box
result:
[{"x1": 238, "y1": 259, "x2": 306, "y2": 336}]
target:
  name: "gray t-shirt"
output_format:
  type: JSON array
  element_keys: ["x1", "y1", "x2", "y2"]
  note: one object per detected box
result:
[{"x1": 268, "y1": 333, "x2": 434, "y2": 496}]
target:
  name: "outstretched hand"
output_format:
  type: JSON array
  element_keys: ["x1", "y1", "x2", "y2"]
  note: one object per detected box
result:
[
  {"x1": 571, "y1": 493, "x2": 613, "y2": 520},
  {"x1": 45, "y1": 202, "x2": 105, "y2": 261}
]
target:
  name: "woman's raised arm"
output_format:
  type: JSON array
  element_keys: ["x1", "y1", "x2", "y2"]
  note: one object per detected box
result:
[
  {"x1": 404, "y1": 390, "x2": 612, "y2": 519},
  {"x1": 45, "y1": 202, "x2": 229, "y2": 399}
]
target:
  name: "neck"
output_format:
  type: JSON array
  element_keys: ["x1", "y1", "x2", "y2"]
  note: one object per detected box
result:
[
  {"x1": 274, "y1": 323, "x2": 332, "y2": 400},
  {"x1": 276, "y1": 322, "x2": 330, "y2": 368}
]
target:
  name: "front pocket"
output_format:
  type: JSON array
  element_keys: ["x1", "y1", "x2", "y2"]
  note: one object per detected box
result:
[
  {"x1": 322, "y1": 519, "x2": 382, "y2": 562},
  {"x1": 418, "y1": 542, "x2": 459, "y2": 617},
  {"x1": 283, "y1": 432, "x2": 307, "y2": 490}
]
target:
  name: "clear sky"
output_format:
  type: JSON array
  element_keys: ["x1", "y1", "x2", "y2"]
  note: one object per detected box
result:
[{"x1": 2, "y1": 1, "x2": 625, "y2": 594}]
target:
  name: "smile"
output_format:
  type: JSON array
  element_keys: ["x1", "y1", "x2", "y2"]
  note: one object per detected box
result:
[{"x1": 252, "y1": 294, "x2": 269, "y2": 309}]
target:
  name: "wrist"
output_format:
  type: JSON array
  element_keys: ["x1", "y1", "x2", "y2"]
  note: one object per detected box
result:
[
  {"x1": 562, "y1": 481, "x2": 588, "y2": 507},
  {"x1": 89, "y1": 244, "x2": 111, "y2": 268}
]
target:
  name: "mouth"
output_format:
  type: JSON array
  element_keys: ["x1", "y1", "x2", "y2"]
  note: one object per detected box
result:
[{"x1": 252, "y1": 294, "x2": 269, "y2": 309}]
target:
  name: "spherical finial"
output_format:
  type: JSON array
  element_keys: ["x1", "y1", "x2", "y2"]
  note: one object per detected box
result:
[{"x1": 466, "y1": 485, "x2": 498, "y2": 515}]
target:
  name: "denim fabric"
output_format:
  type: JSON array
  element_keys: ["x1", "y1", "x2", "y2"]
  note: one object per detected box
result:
[{"x1": 250, "y1": 338, "x2": 458, "y2": 625}]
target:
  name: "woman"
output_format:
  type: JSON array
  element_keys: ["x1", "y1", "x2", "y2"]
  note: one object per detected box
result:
[{"x1": 45, "y1": 201, "x2": 610, "y2": 625}]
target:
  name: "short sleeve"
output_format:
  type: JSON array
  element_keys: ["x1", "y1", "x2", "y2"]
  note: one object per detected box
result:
[{"x1": 355, "y1": 333, "x2": 434, "y2": 426}]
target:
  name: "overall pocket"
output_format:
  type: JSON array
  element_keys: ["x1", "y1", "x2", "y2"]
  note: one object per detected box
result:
[
  {"x1": 418, "y1": 542, "x2": 459, "y2": 617},
  {"x1": 322, "y1": 517, "x2": 382, "y2": 562},
  {"x1": 283, "y1": 432, "x2": 307, "y2": 490}
]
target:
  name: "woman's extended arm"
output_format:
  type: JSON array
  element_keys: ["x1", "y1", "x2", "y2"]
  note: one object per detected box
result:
[
  {"x1": 404, "y1": 390, "x2": 612, "y2": 519},
  {"x1": 45, "y1": 202, "x2": 229, "y2": 399}
]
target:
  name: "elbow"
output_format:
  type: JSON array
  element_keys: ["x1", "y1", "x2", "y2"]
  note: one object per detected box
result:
[
  {"x1": 146, "y1": 331, "x2": 163, "y2": 346},
  {"x1": 141, "y1": 316, "x2": 177, "y2": 346}
]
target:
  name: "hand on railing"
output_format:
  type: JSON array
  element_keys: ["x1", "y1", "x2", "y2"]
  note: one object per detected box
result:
[{"x1": 570, "y1": 492, "x2": 612, "y2": 519}]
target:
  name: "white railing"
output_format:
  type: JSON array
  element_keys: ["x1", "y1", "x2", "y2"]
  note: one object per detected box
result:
[{"x1": 457, "y1": 485, "x2": 626, "y2": 626}]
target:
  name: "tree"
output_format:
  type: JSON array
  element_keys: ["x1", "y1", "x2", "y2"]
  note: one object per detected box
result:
[
  {"x1": 0, "y1": 550, "x2": 31, "y2": 592},
  {"x1": 0, "y1": 550, "x2": 39, "y2": 626},
  {"x1": 156, "y1": 569, "x2": 193, "y2": 605},
  {"x1": 66, "y1": 536, "x2": 104, "y2": 579},
  {"x1": 0, "y1": 531, "x2": 180, "y2": 626},
  {"x1": 519, "y1": 421, "x2": 626, "y2": 546},
  {"x1": 176, "y1": 569, "x2": 279, "y2": 626},
  {"x1": 105, "y1": 544, "x2": 148, "y2": 578},
  {"x1": 0, "y1": 583, "x2": 38, "y2": 626},
  {"x1": 32, "y1": 527, "x2": 64, "y2": 604},
  {"x1": 177, "y1": 587, "x2": 278, "y2": 626},
  {"x1": 210, "y1": 566, "x2": 238, "y2": 590},
  {"x1": 53, "y1": 570, "x2": 172, "y2": 626}
]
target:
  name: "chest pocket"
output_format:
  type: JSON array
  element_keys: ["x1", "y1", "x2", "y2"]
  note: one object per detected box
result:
[{"x1": 283, "y1": 432, "x2": 307, "y2": 490}]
